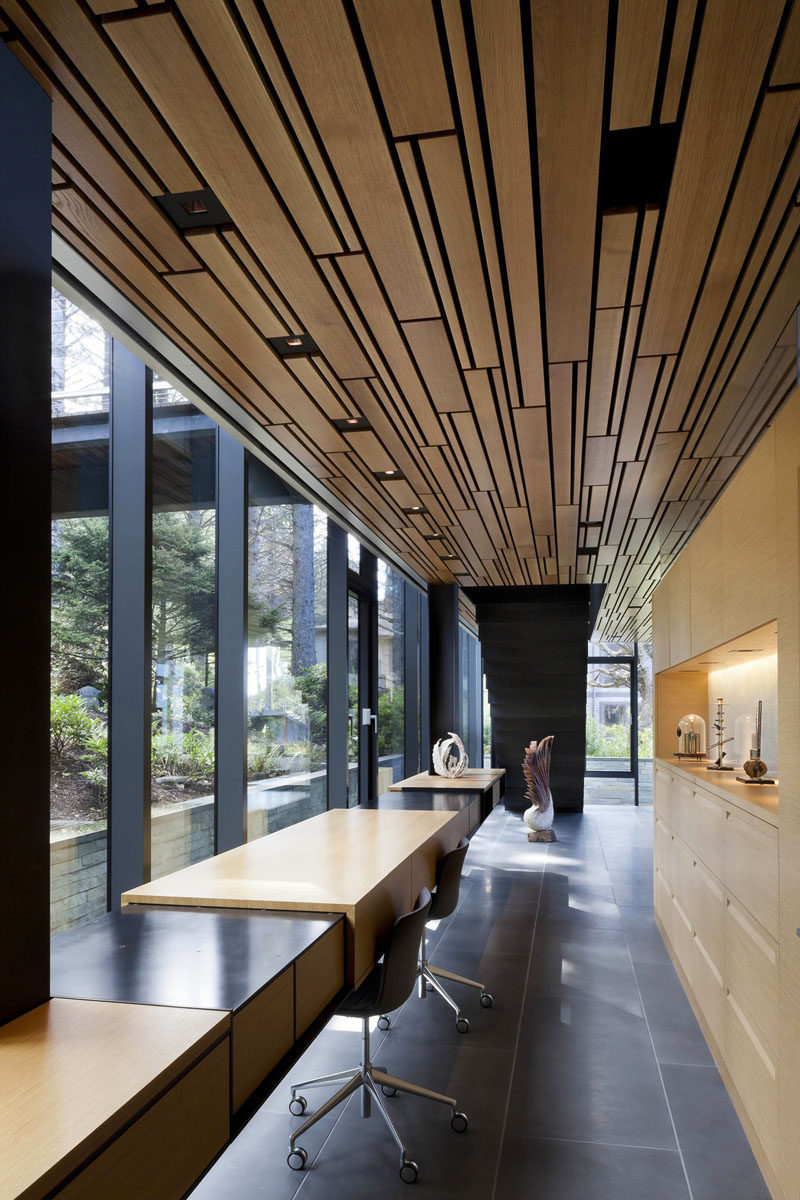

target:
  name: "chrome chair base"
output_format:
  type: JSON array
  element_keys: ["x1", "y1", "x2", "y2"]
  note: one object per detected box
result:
[
  {"x1": 287, "y1": 1020, "x2": 468, "y2": 1183},
  {"x1": 417, "y1": 929, "x2": 493, "y2": 1033}
]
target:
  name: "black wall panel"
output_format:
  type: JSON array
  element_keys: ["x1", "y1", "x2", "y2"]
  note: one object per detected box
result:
[
  {"x1": 469, "y1": 587, "x2": 591, "y2": 813},
  {"x1": 0, "y1": 43, "x2": 52, "y2": 1023}
]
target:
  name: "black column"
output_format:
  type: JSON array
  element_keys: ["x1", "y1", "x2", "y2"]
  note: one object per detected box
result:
[
  {"x1": 108, "y1": 345, "x2": 152, "y2": 902},
  {"x1": 0, "y1": 43, "x2": 51, "y2": 1023},
  {"x1": 471, "y1": 586, "x2": 591, "y2": 812},
  {"x1": 327, "y1": 524, "x2": 348, "y2": 806},
  {"x1": 404, "y1": 583, "x2": 420, "y2": 776},
  {"x1": 428, "y1": 583, "x2": 461, "y2": 766},
  {"x1": 419, "y1": 593, "x2": 430, "y2": 771},
  {"x1": 216, "y1": 430, "x2": 247, "y2": 851}
]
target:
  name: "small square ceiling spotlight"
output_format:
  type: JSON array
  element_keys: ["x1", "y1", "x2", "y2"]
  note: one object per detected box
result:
[
  {"x1": 267, "y1": 333, "x2": 320, "y2": 357},
  {"x1": 401, "y1": 505, "x2": 428, "y2": 515},
  {"x1": 156, "y1": 188, "x2": 232, "y2": 229},
  {"x1": 333, "y1": 415, "x2": 371, "y2": 432},
  {"x1": 373, "y1": 469, "x2": 403, "y2": 481}
]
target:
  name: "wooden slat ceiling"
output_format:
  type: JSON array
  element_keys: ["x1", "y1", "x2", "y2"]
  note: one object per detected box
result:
[{"x1": 5, "y1": 0, "x2": 800, "y2": 639}]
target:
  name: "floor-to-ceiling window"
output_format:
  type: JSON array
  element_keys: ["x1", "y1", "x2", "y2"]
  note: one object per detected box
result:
[
  {"x1": 247, "y1": 456, "x2": 328, "y2": 837},
  {"x1": 585, "y1": 641, "x2": 652, "y2": 805},
  {"x1": 150, "y1": 378, "x2": 217, "y2": 878},
  {"x1": 377, "y1": 559, "x2": 405, "y2": 786},
  {"x1": 50, "y1": 289, "x2": 110, "y2": 932}
]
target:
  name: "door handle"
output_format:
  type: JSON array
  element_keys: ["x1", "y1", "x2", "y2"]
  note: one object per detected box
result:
[{"x1": 362, "y1": 707, "x2": 378, "y2": 732}]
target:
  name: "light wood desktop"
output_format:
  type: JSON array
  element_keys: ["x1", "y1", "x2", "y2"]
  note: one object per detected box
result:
[
  {"x1": 123, "y1": 807, "x2": 466, "y2": 984},
  {"x1": 0, "y1": 998, "x2": 229, "y2": 1200},
  {"x1": 388, "y1": 768, "x2": 505, "y2": 792}
]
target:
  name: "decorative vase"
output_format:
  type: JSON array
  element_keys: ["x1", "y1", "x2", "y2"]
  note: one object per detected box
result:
[
  {"x1": 522, "y1": 735, "x2": 555, "y2": 838},
  {"x1": 432, "y1": 732, "x2": 469, "y2": 778}
]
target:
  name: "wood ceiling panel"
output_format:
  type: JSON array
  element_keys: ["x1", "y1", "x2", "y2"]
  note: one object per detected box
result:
[
  {"x1": 513, "y1": 406, "x2": 555, "y2": 536},
  {"x1": 588, "y1": 307, "x2": 624, "y2": 436},
  {"x1": 471, "y1": 0, "x2": 545, "y2": 407},
  {"x1": 597, "y1": 211, "x2": 637, "y2": 309},
  {"x1": 531, "y1": 0, "x2": 606, "y2": 362},
  {"x1": 396, "y1": 140, "x2": 470, "y2": 368},
  {"x1": 610, "y1": 0, "x2": 667, "y2": 130},
  {"x1": 105, "y1": 9, "x2": 372, "y2": 381},
  {"x1": 639, "y1": 0, "x2": 785, "y2": 354},
  {"x1": 177, "y1": 0, "x2": 344, "y2": 256},
  {"x1": 441, "y1": 0, "x2": 520, "y2": 405},
  {"x1": 402, "y1": 318, "x2": 470, "y2": 413},
  {"x1": 419, "y1": 135, "x2": 498, "y2": 368},
  {"x1": 771, "y1": 0, "x2": 800, "y2": 85},
  {"x1": 334, "y1": 253, "x2": 445, "y2": 445},
  {"x1": 20, "y1": 0, "x2": 798, "y2": 635},
  {"x1": 658, "y1": 88, "x2": 800, "y2": 432},
  {"x1": 353, "y1": 0, "x2": 452, "y2": 137},
  {"x1": 28, "y1": 0, "x2": 200, "y2": 191},
  {"x1": 264, "y1": 0, "x2": 437, "y2": 321}
]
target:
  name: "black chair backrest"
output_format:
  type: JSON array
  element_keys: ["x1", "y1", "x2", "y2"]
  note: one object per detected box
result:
[
  {"x1": 377, "y1": 887, "x2": 433, "y2": 1014},
  {"x1": 429, "y1": 837, "x2": 469, "y2": 921}
]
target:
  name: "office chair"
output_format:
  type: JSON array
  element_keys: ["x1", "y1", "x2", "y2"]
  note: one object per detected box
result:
[
  {"x1": 287, "y1": 887, "x2": 469, "y2": 1184},
  {"x1": 379, "y1": 837, "x2": 493, "y2": 1035}
]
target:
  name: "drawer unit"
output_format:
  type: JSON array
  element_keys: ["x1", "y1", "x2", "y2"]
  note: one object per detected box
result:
[
  {"x1": 690, "y1": 785, "x2": 725, "y2": 880},
  {"x1": 232, "y1": 968, "x2": 294, "y2": 1111},
  {"x1": 725, "y1": 895, "x2": 779, "y2": 1058},
  {"x1": 669, "y1": 774, "x2": 694, "y2": 846},
  {"x1": 692, "y1": 933, "x2": 725, "y2": 1050},
  {"x1": 692, "y1": 856, "x2": 725, "y2": 969},
  {"x1": 671, "y1": 892, "x2": 694, "y2": 982},
  {"x1": 655, "y1": 817, "x2": 675, "y2": 893},
  {"x1": 724, "y1": 809, "x2": 779, "y2": 939},
  {"x1": 725, "y1": 989, "x2": 779, "y2": 1162},
  {"x1": 295, "y1": 922, "x2": 346, "y2": 1037},
  {"x1": 654, "y1": 766, "x2": 671, "y2": 818}
]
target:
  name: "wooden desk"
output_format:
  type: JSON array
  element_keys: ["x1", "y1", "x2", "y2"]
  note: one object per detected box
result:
[
  {"x1": 389, "y1": 768, "x2": 505, "y2": 822},
  {"x1": 0, "y1": 998, "x2": 229, "y2": 1200},
  {"x1": 123, "y1": 807, "x2": 465, "y2": 984}
]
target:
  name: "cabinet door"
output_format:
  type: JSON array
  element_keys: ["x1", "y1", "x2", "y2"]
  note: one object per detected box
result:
[
  {"x1": 725, "y1": 895, "x2": 779, "y2": 1058},
  {"x1": 690, "y1": 785, "x2": 725, "y2": 880}
]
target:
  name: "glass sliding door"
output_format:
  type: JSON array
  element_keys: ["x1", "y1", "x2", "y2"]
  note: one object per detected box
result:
[
  {"x1": 246, "y1": 457, "x2": 328, "y2": 837},
  {"x1": 585, "y1": 642, "x2": 640, "y2": 804},
  {"x1": 377, "y1": 560, "x2": 404, "y2": 787},
  {"x1": 150, "y1": 380, "x2": 217, "y2": 877},
  {"x1": 50, "y1": 288, "x2": 110, "y2": 932}
]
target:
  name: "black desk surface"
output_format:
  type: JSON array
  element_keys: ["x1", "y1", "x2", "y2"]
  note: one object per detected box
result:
[
  {"x1": 51, "y1": 906, "x2": 342, "y2": 1013},
  {"x1": 364, "y1": 790, "x2": 475, "y2": 811}
]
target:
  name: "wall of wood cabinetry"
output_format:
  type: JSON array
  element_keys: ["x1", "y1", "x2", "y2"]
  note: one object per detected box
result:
[{"x1": 651, "y1": 386, "x2": 800, "y2": 1200}]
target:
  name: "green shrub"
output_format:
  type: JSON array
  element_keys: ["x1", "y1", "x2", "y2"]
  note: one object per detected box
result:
[{"x1": 50, "y1": 692, "x2": 93, "y2": 757}]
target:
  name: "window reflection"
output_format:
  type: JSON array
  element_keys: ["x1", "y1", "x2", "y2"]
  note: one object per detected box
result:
[{"x1": 247, "y1": 456, "x2": 328, "y2": 837}]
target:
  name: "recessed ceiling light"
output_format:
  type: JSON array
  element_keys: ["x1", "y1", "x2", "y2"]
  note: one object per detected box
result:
[
  {"x1": 423, "y1": 533, "x2": 444, "y2": 541},
  {"x1": 333, "y1": 415, "x2": 371, "y2": 432},
  {"x1": 373, "y1": 469, "x2": 404, "y2": 481},
  {"x1": 401, "y1": 505, "x2": 428, "y2": 515},
  {"x1": 156, "y1": 187, "x2": 231, "y2": 230},
  {"x1": 181, "y1": 198, "x2": 208, "y2": 215},
  {"x1": 442, "y1": 554, "x2": 458, "y2": 561},
  {"x1": 267, "y1": 333, "x2": 319, "y2": 357}
]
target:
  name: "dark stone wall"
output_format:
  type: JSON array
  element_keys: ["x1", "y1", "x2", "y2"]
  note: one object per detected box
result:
[
  {"x1": 0, "y1": 43, "x2": 52, "y2": 1023},
  {"x1": 469, "y1": 587, "x2": 591, "y2": 813}
]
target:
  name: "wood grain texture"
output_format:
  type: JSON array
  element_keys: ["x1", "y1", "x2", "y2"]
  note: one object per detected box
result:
[
  {"x1": 295, "y1": 924, "x2": 345, "y2": 1034},
  {"x1": 596, "y1": 211, "x2": 637, "y2": 308},
  {"x1": 611, "y1": 0, "x2": 668, "y2": 129},
  {"x1": 0, "y1": 999, "x2": 228, "y2": 1200},
  {"x1": 232, "y1": 969, "x2": 294, "y2": 1111},
  {"x1": 660, "y1": 0, "x2": 698, "y2": 122},
  {"x1": 531, "y1": 0, "x2": 607, "y2": 362}
]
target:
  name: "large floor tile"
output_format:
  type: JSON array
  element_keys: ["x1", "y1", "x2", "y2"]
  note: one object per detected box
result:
[
  {"x1": 619, "y1": 905, "x2": 671, "y2": 965},
  {"x1": 634, "y1": 962, "x2": 714, "y2": 1066},
  {"x1": 507, "y1": 994, "x2": 677, "y2": 1148},
  {"x1": 661, "y1": 1064, "x2": 770, "y2": 1200},
  {"x1": 529, "y1": 925, "x2": 644, "y2": 1009},
  {"x1": 495, "y1": 1135, "x2": 690, "y2": 1200}
]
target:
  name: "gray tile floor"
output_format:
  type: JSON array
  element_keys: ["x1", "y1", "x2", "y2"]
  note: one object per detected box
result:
[{"x1": 190, "y1": 805, "x2": 769, "y2": 1200}]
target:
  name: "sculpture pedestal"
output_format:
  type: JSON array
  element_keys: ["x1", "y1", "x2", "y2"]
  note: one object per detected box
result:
[{"x1": 527, "y1": 829, "x2": 556, "y2": 843}]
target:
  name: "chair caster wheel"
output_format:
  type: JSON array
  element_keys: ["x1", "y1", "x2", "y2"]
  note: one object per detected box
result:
[
  {"x1": 381, "y1": 1084, "x2": 397, "y2": 1097},
  {"x1": 399, "y1": 1159, "x2": 419, "y2": 1183},
  {"x1": 287, "y1": 1147, "x2": 308, "y2": 1171},
  {"x1": 480, "y1": 992, "x2": 494, "y2": 1008},
  {"x1": 377, "y1": 1014, "x2": 391, "y2": 1030},
  {"x1": 456, "y1": 1016, "x2": 470, "y2": 1034},
  {"x1": 451, "y1": 1110, "x2": 469, "y2": 1133},
  {"x1": 289, "y1": 1096, "x2": 307, "y2": 1116}
]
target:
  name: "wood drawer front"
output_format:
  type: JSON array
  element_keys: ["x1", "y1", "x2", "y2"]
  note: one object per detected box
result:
[
  {"x1": 690, "y1": 787, "x2": 725, "y2": 879},
  {"x1": 295, "y1": 923, "x2": 345, "y2": 1037},
  {"x1": 724, "y1": 810, "x2": 779, "y2": 938},
  {"x1": 669, "y1": 776, "x2": 693, "y2": 845},
  {"x1": 725, "y1": 990, "x2": 778, "y2": 1160},
  {"x1": 655, "y1": 869, "x2": 673, "y2": 941},
  {"x1": 655, "y1": 819, "x2": 674, "y2": 892},
  {"x1": 654, "y1": 768, "x2": 671, "y2": 817},
  {"x1": 672, "y1": 834, "x2": 695, "y2": 917},
  {"x1": 692, "y1": 935, "x2": 725, "y2": 1050},
  {"x1": 468, "y1": 798, "x2": 480, "y2": 832},
  {"x1": 58, "y1": 1040, "x2": 230, "y2": 1200},
  {"x1": 671, "y1": 894, "x2": 694, "y2": 982},
  {"x1": 692, "y1": 858, "x2": 725, "y2": 969},
  {"x1": 725, "y1": 897, "x2": 779, "y2": 1058},
  {"x1": 232, "y1": 968, "x2": 294, "y2": 1111}
]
